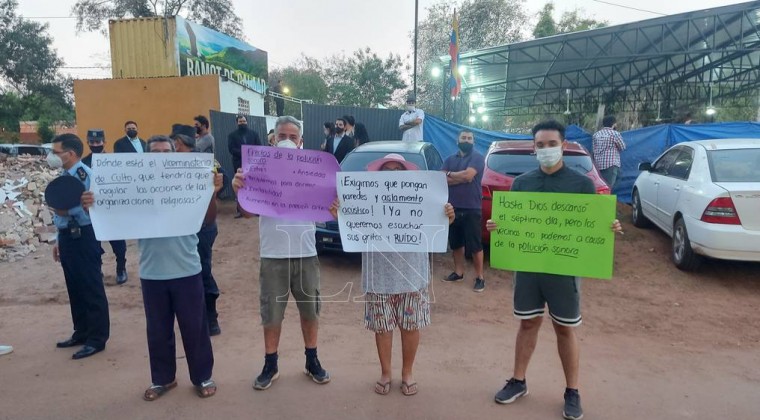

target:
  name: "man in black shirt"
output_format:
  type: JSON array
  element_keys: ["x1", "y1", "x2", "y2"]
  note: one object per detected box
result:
[
  {"x1": 487, "y1": 120, "x2": 622, "y2": 420},
  {"x1": 228, "y1": 115, "x2": 261, "y2": 218}
]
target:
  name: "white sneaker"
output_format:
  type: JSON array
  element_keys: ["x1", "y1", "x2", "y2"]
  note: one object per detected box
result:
[{"x1": 0, "y1": 345, "x2": 13, "y2": 356}]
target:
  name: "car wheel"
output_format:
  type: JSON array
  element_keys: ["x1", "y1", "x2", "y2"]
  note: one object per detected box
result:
[
  {"x1": 631, "y1": 189, "x2": 651, "y2": 228},
  {"x1": 672, "y1": 218, "x2": 701, "y2": 271}
]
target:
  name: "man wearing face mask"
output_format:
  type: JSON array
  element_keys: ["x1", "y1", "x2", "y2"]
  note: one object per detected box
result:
[
  {"x1": 325, "y1": 117, "x2": 354, "y2": 164},
  {"x1": 488, "y1": 120, "x2": 623, "y2": 420},
  {"x1": 194, "y1": 115, "x2": 215, "y2": 154},
  {"x1": 232, "y1": 116, "x2": 330, "y2": 391},
  {"x1": 82, "y1": 129, "x2": 128, "y2": 285},
  {"x1": 442, "y1": 129, "x2": 486, "y2": 292},
  {"x1": 48, "y1": 134, "x2": 110, "y2": 360},
  {"x1": 228, "y1": 115, "x2": 262, "y2": 218},
  {"x1": 114, "y1": 121, "x2": 147, "y2": 153},
  {"x1": 398, "y1": 95, "x2": 425, "y2": 142}
]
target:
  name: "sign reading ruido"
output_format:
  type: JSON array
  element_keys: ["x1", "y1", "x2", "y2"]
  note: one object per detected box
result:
[
  {"x1": 238, "y1": 145, "x2": 340, "y2": 221},
  {"x1": 336, "y1": 171, "x2": 449, "y2": 253},
  {"x1": 176, "y1": 16, "x2": 268, "y2": 94},
  {"x1": 490, "y1": 191, "x2": 617, "y2": 279},
  {"x1": 89, "y1": 153, "x2": 215, "y2": 241}
]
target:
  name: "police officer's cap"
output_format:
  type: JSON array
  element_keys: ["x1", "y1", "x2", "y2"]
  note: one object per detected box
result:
[
  {"x1": 45, "y1": 176, "x2": 86, "y2": 210},
  {"x1": 87, "y1": 129, "x2": 105, "y2": 142}
]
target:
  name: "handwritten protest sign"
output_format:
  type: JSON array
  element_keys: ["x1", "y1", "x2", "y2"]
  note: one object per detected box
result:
[
  {"x1": 336, "y1": 171, "x2": 449, "y2": 253},
  {"x1": 89, "y1": 153, "x2": 214, "y2": 240},
  {"x1": 238, "y1": 146, "x2": 340, "y2": 221},
  {"x1": 490, "y1": 192, "x2": 616, "y2": 279}
]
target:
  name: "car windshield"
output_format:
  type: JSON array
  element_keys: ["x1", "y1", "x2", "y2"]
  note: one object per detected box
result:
[
  {"x1": 487, "y1": 152, "x2": 594, "y2": 176},
  {"x1": 707, "y1": 148, "x2": 760, "y2": 182},
  {"x1": 341, "y1": 151, "x2": 427, "y2": 171}
]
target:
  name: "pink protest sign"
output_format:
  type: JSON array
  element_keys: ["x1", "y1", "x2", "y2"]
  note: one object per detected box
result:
[{"x1": 238, "y1": 145, "x2": 340, "y2": 221}]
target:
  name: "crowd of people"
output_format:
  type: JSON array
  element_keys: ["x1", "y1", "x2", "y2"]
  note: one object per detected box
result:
[{"x1": 5, "y1": 108, "x2": 626, "y2": 420}]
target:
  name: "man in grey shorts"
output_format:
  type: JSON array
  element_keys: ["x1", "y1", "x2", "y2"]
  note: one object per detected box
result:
[
  {"x1": 232, "y1": 116, "x2": 330, "y2": 391},
  {"x1": 487, "y1": 120, "x2": 622, "y2": 420}
]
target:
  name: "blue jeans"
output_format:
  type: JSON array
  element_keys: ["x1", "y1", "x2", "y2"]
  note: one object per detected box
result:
[{"x1": 600, "y1": 166, "x2": 620, "y2": 191}]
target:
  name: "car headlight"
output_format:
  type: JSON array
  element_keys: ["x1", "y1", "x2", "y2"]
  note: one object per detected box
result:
[{"x1": 315, "y1": 222, "x2": 327, "y2": 229}]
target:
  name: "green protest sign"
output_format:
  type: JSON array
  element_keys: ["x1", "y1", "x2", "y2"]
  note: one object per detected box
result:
[{"x1": 490, "y1": 192, "x2": 617, "y2": 279}]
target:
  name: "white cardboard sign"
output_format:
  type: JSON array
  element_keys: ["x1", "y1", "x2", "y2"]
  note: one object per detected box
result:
[
  {"x1": 89, "y1": 153, "x2": 214, "y2": 240},
  {"x1": 336, "y1": 171, "x2": 449, "y2": 253}
]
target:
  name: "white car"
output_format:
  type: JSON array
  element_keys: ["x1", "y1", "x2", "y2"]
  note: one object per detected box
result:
[{"x1": 631, "y1": 139, "x2": 760, "y2": 270}]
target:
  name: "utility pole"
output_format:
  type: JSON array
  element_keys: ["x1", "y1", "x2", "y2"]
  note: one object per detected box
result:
[{"x1": 413, "y1": 0, "x2": 419, "y2": 97}]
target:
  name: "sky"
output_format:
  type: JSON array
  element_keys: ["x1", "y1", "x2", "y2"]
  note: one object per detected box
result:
[{"x1": 16, "y1": 0, "x2": 749, "y2": 81}]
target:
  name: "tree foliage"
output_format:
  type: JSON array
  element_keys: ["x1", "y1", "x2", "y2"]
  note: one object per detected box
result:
[
  {"x1": 533, "y1": 2, "x2": 607, "y2": 39},
  {"x1": 72, "y1": 0, "x2": 243, "y2": 38},
  {"x1": 326, "y1": 48, "x2": 407, "y2": 108},
  {"x1": 0, "y1": 0, "x2": 73, "y2": 134},
  {"x1": 415, "y1": 0, "x2": 529, "y2": 116}
]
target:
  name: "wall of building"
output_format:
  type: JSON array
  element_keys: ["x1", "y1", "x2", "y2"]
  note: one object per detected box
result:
[
  {"x1": 73, "y1": 75, "x2": 221, "y2": 152},
  {"x1": 109, "y1": 17, "x2": 179, "y2": 79},
  {"x1": 218, "y1": 78, "x2": 265, "y2": 116}
]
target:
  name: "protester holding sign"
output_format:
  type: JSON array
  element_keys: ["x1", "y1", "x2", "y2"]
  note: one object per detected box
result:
[
  {"x1": 232, "y1": 116, "x2": 331, "y2": 391},
  {"x1": 487, "y1": 120, "x2": 622, "y2": 420},
  {"x1": 84, "y1": 135, "x2": 223, "y2": 401},
  {"x1": 329, "y1": 154, "x2": 454, "y2": 397}
]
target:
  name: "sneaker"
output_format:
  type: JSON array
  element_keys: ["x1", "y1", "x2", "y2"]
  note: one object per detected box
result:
[
  {"x1": 442, "y1": 272, "x2": 464, "y2": 282},
  {"x1": 473, "y1": 277, "x2": 486, "y2": 292},
  {"x1": 304, "y1": 357, "x2": 331, "y2": 384},
  {"x1": 208, "y1": 320, "x2": 221, "y2": 336},
  {"x1": 563, "y1": 388, "x2": 584, "y2": 420},
  {"x1": 253, "y1": 362, "x2": 279, "y2": 390},
  {"x1": 494, "y1": 378, "x2": 528, "y2": 404}
]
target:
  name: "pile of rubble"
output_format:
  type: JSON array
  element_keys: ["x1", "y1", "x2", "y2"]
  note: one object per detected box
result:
[{"x1": 1, "y1": 154, "x2": 59, "y2": 263}]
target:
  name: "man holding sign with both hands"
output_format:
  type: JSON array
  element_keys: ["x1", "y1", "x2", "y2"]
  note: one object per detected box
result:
[{"x1": 487, "y1": 120, "x2": 622, "y2": 420}]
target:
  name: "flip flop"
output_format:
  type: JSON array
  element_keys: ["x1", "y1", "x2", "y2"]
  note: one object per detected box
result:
[
  {"x1": 195, "y1": 379, "x2": 217, "y2": 398},
  {"x1": 401, "y1": 381, "x2": 418, "y2": 396},
  {"x1": 375, "y1": 381, "x2": 391, "y2": 395},
  {"x1": 143, "y1": 381, "x2": 177, "y2": 401}
]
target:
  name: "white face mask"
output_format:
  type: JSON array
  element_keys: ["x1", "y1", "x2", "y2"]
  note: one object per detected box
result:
[
  {"x1": 406, "y1": 105, "x2": 415, "y2": 112},
  {"x1": 46, "y1": 153, "x2": 63, "y2": 169},
  {"x1": 536, "y1": 146, "x2": 563, "y2": 168},
  {"x1": 277, "y1": 139, "x2": 297, "y2": 149}
]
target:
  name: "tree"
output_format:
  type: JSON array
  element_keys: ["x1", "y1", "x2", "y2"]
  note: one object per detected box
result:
[
  {"x1": 533, "y1": 3, "x2": 557, "y2": 39},
  {"x1": 0, "y1": 0, "x2": 73, "y2": 134},
  {"x1": 72, "y1": 0, "x2": 243, "y2": 38},
  {"x1": 268, "y1": 56, "x2": 330, "y2": 118},
  {"x1": 415, "y1": 0, "x2": 529, "y2": 117},
  {"x1": 326, "y1": 48, "x2": 407, "y2": 108},
  {"x1": 532, "y1": 2, "x2": 607, "y2": 39}
]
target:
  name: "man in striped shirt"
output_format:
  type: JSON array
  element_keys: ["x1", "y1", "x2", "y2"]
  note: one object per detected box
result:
[{"x1": 592, "y1": 115, "x2": 626, "y2": 190}]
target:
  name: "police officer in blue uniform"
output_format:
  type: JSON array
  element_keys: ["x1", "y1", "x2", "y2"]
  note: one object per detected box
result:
[
  {"x1": 82, "y1": 129, "x2": 128, "y2": 284},
  {"x1": 48, "y1": 133, "x2": 110, "y2": 360}
]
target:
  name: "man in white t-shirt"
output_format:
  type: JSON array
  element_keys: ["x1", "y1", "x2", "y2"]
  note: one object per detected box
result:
[
  {"x1": 232, "y1": 116, "x2": 330, "y2": 391},
  {"x1": 399, "y1": 95, "x2": 425, "y2": 142}
]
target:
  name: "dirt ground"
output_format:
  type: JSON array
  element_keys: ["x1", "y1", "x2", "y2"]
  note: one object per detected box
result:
[{"x1": 1, "y1": 202, "x2": 759, "y2": 420}]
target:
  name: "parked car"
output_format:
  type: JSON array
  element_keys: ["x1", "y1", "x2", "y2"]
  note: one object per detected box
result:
[
  {"x1": 631, "y1": 139, "x2": 760, "y2": 270},
  {"x1": 480, "y1": 140, "x2": 610, "y2": 243},
  {"x1": 315, "y1": 141, "x2": 444, "y2": 253},
  {"x1": 0, "y1": 144, "x2": 51, "y2": 157}
]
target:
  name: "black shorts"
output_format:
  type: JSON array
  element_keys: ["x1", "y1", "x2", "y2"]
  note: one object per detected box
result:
[{"x1": 448, "y1": 209, "x2": 483, "y2": 253}]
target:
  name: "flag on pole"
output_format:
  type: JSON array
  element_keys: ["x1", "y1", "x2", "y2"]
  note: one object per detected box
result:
[{"x1": 449, "y1": 9, "x2": 461, "y2": 98}]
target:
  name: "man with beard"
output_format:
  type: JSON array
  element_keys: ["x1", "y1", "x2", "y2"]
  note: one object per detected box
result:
[
  {"x1": 82, "y1": 129, "x2": 128, "y2": 285},
  {"x1": 194, "y1": 115, "x2": 215, "y2": 154},
  {"x1": 114, "y1": 121, "x2": 146, "y2": 153},
  {"x1": 228, "y1": 115, "x2": 261, "y2": 218}
]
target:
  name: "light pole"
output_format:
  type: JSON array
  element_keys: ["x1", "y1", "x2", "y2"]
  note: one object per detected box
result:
[{"x1": 413, "y1": 0, "x2": 419, "y2": 97}]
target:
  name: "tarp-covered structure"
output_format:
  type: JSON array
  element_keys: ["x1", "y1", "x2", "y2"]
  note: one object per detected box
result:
[
  {"x1": 440, "y1": 1, "x2": 760, "y2": 121},
  {"x1": 423, "y1": 115, "x2": 760, "y2": 203}
]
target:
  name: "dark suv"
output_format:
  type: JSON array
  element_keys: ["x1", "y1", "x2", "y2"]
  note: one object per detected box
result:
[{"x1": 315, "y1": 141, "x2": 444, "y2": 253}]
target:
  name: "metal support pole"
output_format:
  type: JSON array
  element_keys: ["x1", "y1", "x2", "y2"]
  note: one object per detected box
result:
[{"x1": 413, "y1": 0, "x2": 419, "y2": 97}]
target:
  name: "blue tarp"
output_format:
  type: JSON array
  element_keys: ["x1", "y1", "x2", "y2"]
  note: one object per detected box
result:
[{"x1": 423, "y1": 116, "x2": 760, "y2": 204}]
